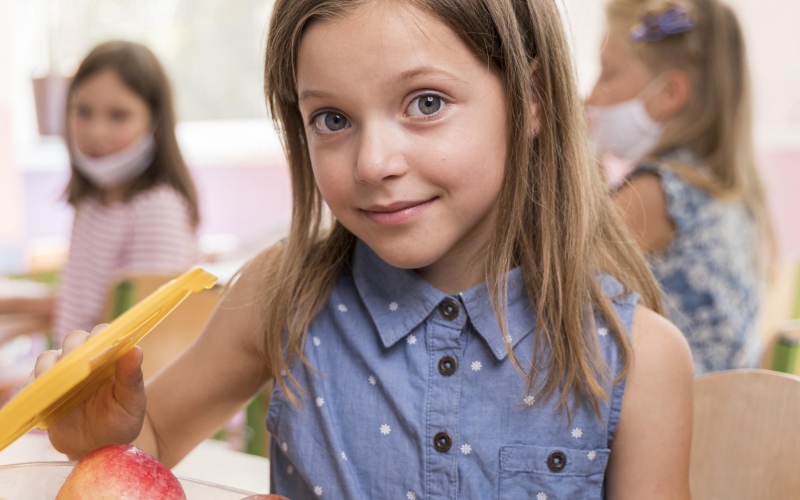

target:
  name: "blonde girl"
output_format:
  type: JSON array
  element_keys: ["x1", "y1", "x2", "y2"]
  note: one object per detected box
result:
[
  {"x1": 0, "y1": 41, "x2": 200, "y2": 341},
  {"x1": 586, "y1": 0, "x2": 774, "y2": 374},
  {"x1": 34, "y1": 1, "x2": 692, "y2": 498}
]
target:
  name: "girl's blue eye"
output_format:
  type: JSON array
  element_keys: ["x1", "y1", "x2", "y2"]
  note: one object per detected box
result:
[
  {"x1": 313, "y1": 112, "x2": 349, "y2": 133},
  {"x1": 408, "y1": 94, "x2": 444, "y2": 117}
]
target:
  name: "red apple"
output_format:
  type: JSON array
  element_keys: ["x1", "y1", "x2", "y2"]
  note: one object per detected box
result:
[{"x1": 56, "y1": 444, "x2": 186, "y2": 499}]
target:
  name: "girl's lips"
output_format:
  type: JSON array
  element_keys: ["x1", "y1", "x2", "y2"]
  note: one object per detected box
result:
[{"x1": 362, "y1": 198, "x2": 436, "y2": 226}]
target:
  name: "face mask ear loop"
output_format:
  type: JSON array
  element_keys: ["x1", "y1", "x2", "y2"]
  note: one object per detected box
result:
[
  {"x1": 637, "y1": 73, "x2": 669, "y2": 121},
  {"x1": 148, "y1": 116, "x2": 160, "y2": 138}
]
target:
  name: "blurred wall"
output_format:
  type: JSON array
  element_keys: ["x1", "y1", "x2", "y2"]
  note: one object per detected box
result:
[
  {"x1": 21, "y1": 163, "x2": 292, "y2": 251},
  {"x1": 0, "y1": 0, "x2": 26, "y2": 272}
]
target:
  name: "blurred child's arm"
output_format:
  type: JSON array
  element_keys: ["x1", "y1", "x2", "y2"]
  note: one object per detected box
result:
[
  {"x1": 605, "y1": 305, "x2": 693, "y2": 500},
  {"x1": 0, "y1": 295, "x2": 54, "y2": 317},
  {"x1": 614, "y1": 172, "x2": 674, "y2": 253},
  {"x1": 134, "y1": 253, "x2": 276, "y2": 467}
]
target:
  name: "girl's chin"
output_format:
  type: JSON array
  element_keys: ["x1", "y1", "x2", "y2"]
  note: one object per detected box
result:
[{"x1": 364, "y1": 240, "x2": 445, "y2": 271}]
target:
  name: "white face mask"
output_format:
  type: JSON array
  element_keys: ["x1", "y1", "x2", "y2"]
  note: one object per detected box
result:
[
  {"x1": 71, "y1": 133, "x2": 156, "y2": 188},
  {"x1": 586, "y1": 79, "x2": 665, "y2": 160}
]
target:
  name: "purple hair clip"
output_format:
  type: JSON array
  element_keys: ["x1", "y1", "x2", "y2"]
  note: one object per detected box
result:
[{"x1": 630, "y1": 5, "x2": 697, "y2": 42}]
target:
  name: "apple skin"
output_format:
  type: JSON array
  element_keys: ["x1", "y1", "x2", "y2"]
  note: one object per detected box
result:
[{"x1": 56, "y1": 444, "x2": 186, "y2": 500}]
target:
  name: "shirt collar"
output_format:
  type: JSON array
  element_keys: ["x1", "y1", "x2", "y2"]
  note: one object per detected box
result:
[
  {"x1": 457, "y1": 268, "x2": 537, "y2": 360},
  {"x1": 352, "y1": 240, "x2": 537, "y2": 361}
]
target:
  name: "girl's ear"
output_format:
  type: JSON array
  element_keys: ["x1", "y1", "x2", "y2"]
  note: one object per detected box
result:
[
  {"x1": 529, "y1": 59, "x2": 541, "y2": 134},
  {"x1": 650, "y1": 69, "x2": 692, "y2": 120}
]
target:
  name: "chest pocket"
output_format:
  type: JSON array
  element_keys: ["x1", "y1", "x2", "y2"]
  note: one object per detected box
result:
[{"x1": 499, "y1": 445, "x2": 609, "y2": 500}]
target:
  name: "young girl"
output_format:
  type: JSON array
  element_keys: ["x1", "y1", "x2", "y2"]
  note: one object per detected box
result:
[
  {"x1": 0, "y1": 41, "x2": 200, "y2": 341},
  {"x1": 586, "y1": 0, "x2": 774, "y2": 374},
  {"x1": 35, "y1": 1, "x2": 692, "y2": 498}
]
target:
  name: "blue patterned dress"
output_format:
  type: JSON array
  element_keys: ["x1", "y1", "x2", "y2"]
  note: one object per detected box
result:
[{"x1": 627, "y1": 153, "x2": 762, "y2": 374}]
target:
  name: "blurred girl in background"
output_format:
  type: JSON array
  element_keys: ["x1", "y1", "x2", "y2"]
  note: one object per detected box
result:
[
  {"x1": 0, "y1": 41, "x2": 199, "y2": 342},
  {"x1": 586, "y1": 0, "x2": 775, "y2": 374}
]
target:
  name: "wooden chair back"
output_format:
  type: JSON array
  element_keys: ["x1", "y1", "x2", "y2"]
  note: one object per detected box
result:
[
  {"x1": 102, "y1": 272, "x2": 222, "y2": 381},
  {"x1": 100, "y1": 271, "x2": 270, "y2": 458},
  {"x1": 690, "y1": 369, "x2": 800, "y2": 499}
]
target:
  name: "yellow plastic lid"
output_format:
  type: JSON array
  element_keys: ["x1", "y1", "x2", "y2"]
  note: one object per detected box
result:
[{"x1": 0, "y1": 267, "x2": 217, "y2": 452}]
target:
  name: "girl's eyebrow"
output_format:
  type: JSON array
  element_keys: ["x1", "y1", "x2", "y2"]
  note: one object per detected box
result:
[
  {"x1": 298, "y1": 66, "x2": 465, "y2": 104},
  {"x1": 388, "y1": 66, "x2": 466, "y2": 86}
]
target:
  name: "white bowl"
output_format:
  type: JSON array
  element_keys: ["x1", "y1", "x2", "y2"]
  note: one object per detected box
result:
[{"x1": 0, "y1": 462, "x2": 257, "y2": 499}]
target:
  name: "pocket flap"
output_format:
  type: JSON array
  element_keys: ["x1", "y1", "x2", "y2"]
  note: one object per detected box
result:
[{"x1": 500, "y1": 445, "x2": 609, "y2": 476}]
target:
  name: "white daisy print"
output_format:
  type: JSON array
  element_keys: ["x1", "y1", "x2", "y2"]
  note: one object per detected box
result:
[
  {"x1": 380, "y1": 424, "x2": 391, "y2": 435},
  {"x1": 338, "y1": 303, "x2": 348, "y2": 313},
  {"x1": 571, "y1": 428, "x2": 583, "y2": 439},
  {"x1": 316, "y1": 397, "x2": 325, "y2": 408},
  {"x1": 314, "y1": 485, "x2": 323, "y2": 496},
  {"x1": 406, "y1": 334, "x2": 417, "y2": 345},
  {"x1": 313, "y1": 336, "x2": 321, "y2": 346},
  {"x1": 587, "y1": 450, "x2": 597, "y2": 461},
  {"x1": 281, "y1": 442, "x2": 288, "y2": 453},
  {"x1": 368, "y1": 375, "x2": 377, "y2": 385},
  {"x1": 598, "y1": 327, "x2": 608, "y2": 337},
  {"x1": 524, "y1": 395, "x2": 536, "y2": 406},
  {"x1": 504, "y1": 334, "x2": 513, "y2": 344},
  {"x1": 389, "y1": 301, "x2": 399, "y2": 312},
  {"x1": 287, "y1": 465, "x2": 294, "y2": 475},
  {"x1": 471, "y1": 360, "x2": 482, "y2": 371},
  {"x1": 406, "y1": 492, "x2": 416, "y2": 500},
  {"x1": 461, "y1": 444, "x2": 472, "y2": 455},
  {"x1": 341, "y1": 451, "x2": 347, "y2": 461},
  {"x1": 536, "y1": 493, "x2": 548, "y2": 500}
]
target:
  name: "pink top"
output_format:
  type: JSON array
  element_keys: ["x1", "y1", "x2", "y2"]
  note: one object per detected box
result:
[{"x1": 52, "y1": 185, "x2": 199, "y2": 340}]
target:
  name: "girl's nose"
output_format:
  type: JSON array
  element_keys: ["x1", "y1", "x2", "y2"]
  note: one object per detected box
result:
[
  {"x1": 87, "y1": 120, "x2": 109, "y2": 146},
  {"x1": 353, "y1": 122, "x2": 407, "y2": 185}
]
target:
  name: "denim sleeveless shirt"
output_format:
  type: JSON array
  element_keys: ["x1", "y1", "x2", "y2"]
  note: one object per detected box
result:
[
  {"x1": 628, "y1": 154, "x2": 761, "y2": 374},
  {"x1": 267, "y1": 240, "x2": 638, "y2": 499}
]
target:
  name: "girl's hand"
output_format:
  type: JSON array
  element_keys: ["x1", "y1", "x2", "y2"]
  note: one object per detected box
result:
[{"x1": 30, "y1": 324, "x2": 147, "y2": 459}]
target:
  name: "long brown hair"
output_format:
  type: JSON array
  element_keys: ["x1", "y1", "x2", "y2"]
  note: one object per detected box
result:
[
  {"x1": 261, "y1": 0, "x2": 663, "y2": 414},
  {"x1": 64, "y1": 41, "x2": 200, "y2": 226},
  {"x1": 607, "y1": 0, "x2": 775, "y2": 264}
]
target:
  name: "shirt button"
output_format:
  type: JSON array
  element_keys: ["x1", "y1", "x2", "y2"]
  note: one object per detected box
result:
[
  {"x1": 547, "y1": 450, "x2": 567, "y2": 472},
  {"x1": 433, "y1": 431, "x2": 452, "y2": 453},
  {"x1": 438, "y1": 356, "x2": 458, "y2": 376},
  {"x1": 439, "y1": 298, "x2": 460, "y2": 320}
]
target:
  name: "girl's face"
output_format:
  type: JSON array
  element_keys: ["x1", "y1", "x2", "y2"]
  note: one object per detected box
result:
[
  {"x1": 296, "y1": 3, "x2": 508, "y2": 288},
  {"x1": 70, "y1": 70, "x2": 152, "y2": 158},
  {"x1": 586, "y1": 30, "x2": 654, "y2": 109}
]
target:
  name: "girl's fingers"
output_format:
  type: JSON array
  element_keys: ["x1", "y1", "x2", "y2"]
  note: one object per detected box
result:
[
  {"x1": 112, "y1": 346, "x2": 146, "y2": 413},
  {"x1": 21, "y1": 369, "x2": 37, "y2": 390},
  {"x1": 62, "y1": 330, "x2": 90, "y2": 356},
  {"x1": 61, "y1": 324, "x2": 107, "y2": 358},
  {"x1": 89, "y1": 323, "x2": 109, "y2": 338},
  {"x1": 34, "y1": 350, "x2": 62, "y2": 378}
]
